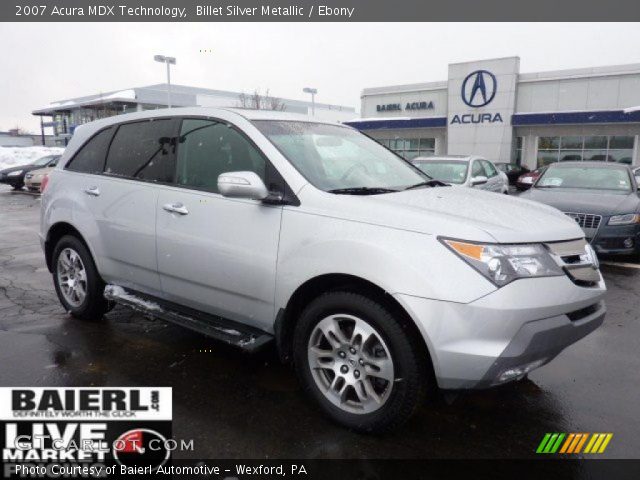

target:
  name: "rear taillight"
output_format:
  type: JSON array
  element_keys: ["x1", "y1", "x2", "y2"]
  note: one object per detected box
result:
[{"x1": 40, "y1": 174, "x2": 50, "y2": 193}]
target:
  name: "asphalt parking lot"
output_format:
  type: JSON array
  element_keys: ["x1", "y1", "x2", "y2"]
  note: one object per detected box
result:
[{"x1": 0, "y1": 186, "x2": 638, "y2": 459}]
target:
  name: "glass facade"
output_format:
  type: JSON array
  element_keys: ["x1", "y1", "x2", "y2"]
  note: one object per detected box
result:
[
  {"x1": 376, "y1": 137, "x2": 436, "y2": 160},
  {"x1": 537, "y1": 135, "x2": 635, "y2": 167}
]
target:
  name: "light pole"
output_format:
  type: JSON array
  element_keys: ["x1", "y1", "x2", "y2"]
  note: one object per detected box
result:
[
  {"x1": 154, "y1": 55, "x2": 177, "y2": 108},
  {"x1": 303, "y1": 87, "x2": 318, "y2": 116}
]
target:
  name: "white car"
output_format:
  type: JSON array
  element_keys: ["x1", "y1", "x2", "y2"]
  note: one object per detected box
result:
[
  {"x1": 41, "y1": 108, "x2": 605, "y2": 432},
  {"x1": 411, "y1": 155, "x2": 509, "y2": 194}
]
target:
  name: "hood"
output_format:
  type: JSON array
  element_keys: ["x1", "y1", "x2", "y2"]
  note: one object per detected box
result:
[
  {"x1": 301, "y1": 185, "x2": 584, "y2": 243},
  {"x1": 27, "y1": 166, "x2": 54, "y2": 176},
  {"x1": 520, "y1": 188, "x2": 640, "y2": 217}
]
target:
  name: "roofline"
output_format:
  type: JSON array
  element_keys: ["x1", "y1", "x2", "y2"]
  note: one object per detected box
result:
[{"x1": 359, "y1": 60, "x2": 640, "y2": 96}]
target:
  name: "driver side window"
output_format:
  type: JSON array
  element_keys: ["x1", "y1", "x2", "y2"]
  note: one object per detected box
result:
[
  {"x1": 471, "y1": 160, "x2": 485, "y2": 178},
  {"x1": 482, "y1": 160, "x2": 498, "y2": 178},
  {"x1": 176, "y1": 119, "x2": 267, "y2": 193}
]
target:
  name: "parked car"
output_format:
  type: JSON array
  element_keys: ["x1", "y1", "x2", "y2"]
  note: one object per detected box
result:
[
  {"x1": 25, "y1": 156, "x2": 61, "y2": 192},
  {"x1": 520, "y1": 161, "x2": 640, "y2": 257},
  {"x1": 516, "y1": 167, "x2": 546, "y2": 191},
  {"x1": 410, "y1": 155, "x2": 509, "y2": 194},
  {"x1": 0, "y1": 154, "x2": 60, "y2": 190},
  {"x1": 495, "y1": 162, "x2": 530, "y2": 185},
  {"x1": 41, "y1": 109, "x2": 605, "y2": 432}
]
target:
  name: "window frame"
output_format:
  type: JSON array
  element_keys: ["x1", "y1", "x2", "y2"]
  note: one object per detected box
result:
[{"x1": 172, "y1": 116, "x2": 297, "y2": 203}]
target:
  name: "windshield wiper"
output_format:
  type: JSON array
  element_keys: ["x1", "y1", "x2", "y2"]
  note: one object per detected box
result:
[
  {"x1": 327, "y1": 187, "x2": 398, "y2": 195},
  {"x1": 404, "y1": 179, "x2": 450, "y2": 190}
]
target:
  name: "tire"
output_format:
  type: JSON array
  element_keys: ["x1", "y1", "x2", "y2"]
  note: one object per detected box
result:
[
  {"x1": 52, "y1": 235, "x2": 113, "y2": 321},
  {"x1": 11, "y1": 183, "x2": 23, "y2": 191},
  {"x1": 293, "y1": 291, "x2": 428, "y2": 432}
]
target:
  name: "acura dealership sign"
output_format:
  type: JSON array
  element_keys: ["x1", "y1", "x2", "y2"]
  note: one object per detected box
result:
[
  {"x1": 377, "y1": 101, "x2": 435, "y2": 112},
  {"x1": 450, "y1": 69, "x2": 503, "y2": 124},
  {"x1": 461, "y1": 70, "x2": 497, "y2": 107},
  {"x1": 447, "y1": 57, "x2": 519, "y2": 162}
]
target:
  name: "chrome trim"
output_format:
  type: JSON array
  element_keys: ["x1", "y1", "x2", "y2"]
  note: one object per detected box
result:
[{"x1": 564, "y1": 212, "x2": 602, "y2": 230}]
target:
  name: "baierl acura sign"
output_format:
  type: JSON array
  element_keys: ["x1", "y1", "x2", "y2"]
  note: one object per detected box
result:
[{"x1": 450, "y1": 70, "x2": 503, "y2": 124}]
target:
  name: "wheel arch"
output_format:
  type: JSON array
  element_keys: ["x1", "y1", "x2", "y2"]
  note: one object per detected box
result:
[
  {"x1": 275, "y1": 273, "x2": 435, "y2": 379},
  {"x1": 44, "y1": 222, "x2": 91, "y2": 273}
]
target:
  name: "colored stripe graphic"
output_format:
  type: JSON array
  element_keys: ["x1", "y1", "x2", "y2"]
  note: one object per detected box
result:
[{"x1": 537, "y1": 433, "x2": 612, "y2": 454}]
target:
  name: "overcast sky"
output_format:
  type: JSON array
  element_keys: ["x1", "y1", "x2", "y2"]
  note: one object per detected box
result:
[{"x1": 2, "y1": 22, "x2": 640, "y2": 132}]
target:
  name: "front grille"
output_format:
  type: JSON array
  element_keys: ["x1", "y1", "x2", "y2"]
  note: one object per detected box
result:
[
  {"x1": 545, "y1": 238, "x2": 600, "y2": 287},
  {"x1": 565, "y1": 212, "x2": 601, "y2": 229}
]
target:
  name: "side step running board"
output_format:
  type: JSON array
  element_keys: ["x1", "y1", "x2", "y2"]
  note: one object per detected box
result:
[{"x1": 104, "y1": 285, "x2": 273, "y2": 352}]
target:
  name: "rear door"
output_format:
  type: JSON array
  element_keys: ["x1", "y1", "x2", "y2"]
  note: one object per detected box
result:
[
  {"x1": 155, "y1": 117, "x2": 283, "y2": 331},
  {"x1": 71, "y1": 118, "x2": 178, "y2": 295}
]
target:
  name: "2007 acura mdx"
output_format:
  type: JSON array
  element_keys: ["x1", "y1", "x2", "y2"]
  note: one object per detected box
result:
[{"x1": 41, "y1": 108, "x2": 606, "y2": 432}]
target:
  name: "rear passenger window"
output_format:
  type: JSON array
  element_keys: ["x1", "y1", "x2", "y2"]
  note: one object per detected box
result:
[
  {"x1": 66, "y1": 128, "x2": 113, "y2": 174},
  {"x1": 176, "y1": 119, "x2": 267, "y2": 193},
  {"x1": 105, "y1": 119, "x2": 176, "y2": 183}
]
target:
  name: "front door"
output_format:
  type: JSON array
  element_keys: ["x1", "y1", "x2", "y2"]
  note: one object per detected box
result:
[{"x1": 156, "y1": 118, "x2": 283, "y2": 331}]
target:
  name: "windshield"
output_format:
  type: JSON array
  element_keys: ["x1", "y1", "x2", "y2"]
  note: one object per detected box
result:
[
  {"x1": 412, "y1": 160, "x2": 468, "y2": 184},
  {"x1": 253, "y1": 121, "x2": 429, "y2": 192},
  {"x1": 536, "y1": 165, "x2": 632, "y2": 193}
]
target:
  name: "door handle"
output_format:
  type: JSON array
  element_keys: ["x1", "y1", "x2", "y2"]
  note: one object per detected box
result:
[
  {"x1": 84, "y1": 186, "x2": 100, "y2": 197},
  {"x1": 162, "y1": 202, "x2": 189, "y2": 215}
]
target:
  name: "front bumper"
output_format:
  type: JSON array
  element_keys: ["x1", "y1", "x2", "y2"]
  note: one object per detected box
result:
[
  {"x1": 395, "y1": 274, "x2": 606, "y2": 389},
  {"x1": 591, "y1": 223, "x2": 640, "y2": 255}
]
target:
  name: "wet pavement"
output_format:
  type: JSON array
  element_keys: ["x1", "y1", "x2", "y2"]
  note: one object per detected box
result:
[{"x1": 0, "y1": 187, "x2": 638, "y2": 459}]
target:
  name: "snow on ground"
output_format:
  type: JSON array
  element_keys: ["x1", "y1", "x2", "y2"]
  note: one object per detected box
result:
[{"x1": 0, "y1": 146, "x2": 65, "y2": 171}]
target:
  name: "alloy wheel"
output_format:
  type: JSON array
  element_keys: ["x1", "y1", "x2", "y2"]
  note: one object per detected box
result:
[
  {"x1": 56, "y1": 248, "x2": 88, "y2": 307},
  {"x1": 307, "y1": 314, "x2": 395, "y2": 414}
]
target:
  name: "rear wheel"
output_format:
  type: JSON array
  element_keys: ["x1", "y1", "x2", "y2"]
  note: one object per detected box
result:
[
  {"x1": 293, "y1": 291, "x2": 428, "y2": 432},
  {"x1": 52, "y1": 235, "x2": 113, "y2": 320}
]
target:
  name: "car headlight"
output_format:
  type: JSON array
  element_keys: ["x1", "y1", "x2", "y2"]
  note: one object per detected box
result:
[
  {"x1": 440, "y1": 238, "x2": 564, "y2": 287},
  {"x1": 7, "y1": 170, "x2": 23, "y2": 177},
  {"x1": 608, "y1": 214, "x2": 640, "y2": 225}
]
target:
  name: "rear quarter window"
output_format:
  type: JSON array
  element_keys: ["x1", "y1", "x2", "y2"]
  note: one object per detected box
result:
[{"x1": 65, "y1": 127, "x2": 114, "y2": 174}]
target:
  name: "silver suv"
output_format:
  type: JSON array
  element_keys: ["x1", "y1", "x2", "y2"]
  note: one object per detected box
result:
[{"x1": 41, "y1": 108, "x2": 606, "y2": 432}]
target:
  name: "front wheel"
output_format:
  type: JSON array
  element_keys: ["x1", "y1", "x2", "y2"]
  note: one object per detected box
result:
[
  {"x1": 52, "y1": 235, "x2": 113, "y2": 321},
  {"x1": 293, "y1": 291, "x2": 428, "y2": 432}
]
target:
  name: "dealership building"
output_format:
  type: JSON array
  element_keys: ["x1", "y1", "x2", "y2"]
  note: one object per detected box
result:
[
  {"x1": 346, "y1": 57, "x2": 640, "y2": 169},
  {"x1": 32, "y1": 84, "x2": 355, "y2": 145}
]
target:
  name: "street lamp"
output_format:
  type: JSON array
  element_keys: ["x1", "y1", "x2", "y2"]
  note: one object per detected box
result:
[
  {"x1": 303, "y1": 87, "x2": 318, "y2": 116},
  {"x1": 154, "y1": 55, "x2": 177, "y2": 108}
]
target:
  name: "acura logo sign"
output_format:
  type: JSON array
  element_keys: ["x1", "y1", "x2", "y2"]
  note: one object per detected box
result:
[{"x1": 461, "y1": 70, "x2": 497, "y2": 108}]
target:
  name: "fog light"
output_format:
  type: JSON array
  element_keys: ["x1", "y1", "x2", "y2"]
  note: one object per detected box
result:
[
  {"x1": 497, "y1": 359, "x2": 546, "y2": 383},
  {"x1": 623, "y1": 238, "x2": 634, "y2": 249},
  {"x1": 498, "y1": 367, "x2": 524, "y2": 383}
]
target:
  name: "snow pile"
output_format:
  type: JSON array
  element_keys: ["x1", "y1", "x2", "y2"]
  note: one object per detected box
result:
[
  {"x1": 623, "y1": 105, "x2": 640, "y2": 114},
  {"x1": 0, "y1": 146, "x2": 64, "y2": 171}
]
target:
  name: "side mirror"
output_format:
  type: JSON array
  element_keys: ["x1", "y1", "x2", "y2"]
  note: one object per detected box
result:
[
  {"x1": 218, "y1": 171, "x2": 269, "y2": 201},
  {"x1": 471, "y1": 175, "x2": 488, "y2": 186}
]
